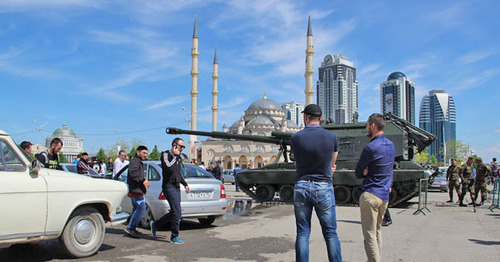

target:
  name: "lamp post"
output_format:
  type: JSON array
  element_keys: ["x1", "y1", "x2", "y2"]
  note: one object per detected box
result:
[
  {"x1": 181, "y1": 107, "x2": 196, "y2": 161},
  {"x1": 32, "y1": 119, "x2": 49, "y2": 146}
]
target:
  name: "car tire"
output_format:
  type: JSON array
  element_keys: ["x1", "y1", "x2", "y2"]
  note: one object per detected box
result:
[
  {"x1": 140, "y1": 205, "x2": 154, "y2": 229},
  {"x1": 59, "y1": 207, "x2": 105, "y2": 258},
  {"x1": 198, "y1": 216, "x2": 216, "y2": 226}
]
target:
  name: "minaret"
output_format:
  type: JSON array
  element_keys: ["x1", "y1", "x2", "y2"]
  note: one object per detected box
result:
[
  {"x1": 304, "y1": 16, "x2": 315, "y2": 106},
  {"x1": 190, "y1": 17, "x2": 200, "y2": 160},
  {"x1": 190, "y1": 17, "x2": 199, "y2": 132},
  {"x1": 212, "y1": 48, "x2": 219, "y2": 131}
]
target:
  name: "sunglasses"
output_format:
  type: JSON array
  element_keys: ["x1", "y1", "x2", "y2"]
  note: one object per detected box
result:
[{"x1": 176, "y1": 144, "x2": 186, "y2": 149}]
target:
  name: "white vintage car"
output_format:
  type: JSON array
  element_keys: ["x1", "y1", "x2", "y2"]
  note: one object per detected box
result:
[{"x1": 0, "y1": 130, "x2": 129, "y2": 258}]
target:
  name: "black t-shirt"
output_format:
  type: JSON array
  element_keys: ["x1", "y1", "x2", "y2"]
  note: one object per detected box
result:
[{"x1": 35, "y1": 151, "x2": 61, "y2": 170}]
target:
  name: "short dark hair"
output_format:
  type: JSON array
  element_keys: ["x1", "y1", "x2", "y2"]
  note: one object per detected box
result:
[
  {"x1": 118, "y1": 150, "x2": 126, "y2": 155},
  {"x1": 172, "y1": 137, "x2": 184, "y2": 146},
  {"x1": 20, "y1": 141, "x2": 32, "y2": 150},
  {"x1": 368, "y1": 113, "x2": 386, "y2": 131},
  {"x1": 307, "y1": 115, "x2": 321, "y2": 121},
  {"x1": 81, "y1": 152, "x2": 88, "y2": 156},
  {"x1": 50, "y1": 138, "x2": 63, "y2": 146},
  {"x1": 136, "y1": 145, "x2": 148, "y2": 152},
  {"x1": 236, "y1": 164, "x2": 239, "y2": 167},
  {"x1": 494, "y1": 158, "x2": 497, "y2": 161}
]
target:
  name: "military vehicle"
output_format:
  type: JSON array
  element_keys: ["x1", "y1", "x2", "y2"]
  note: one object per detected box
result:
[{"x1": 167, "y1": 113, "x2": 436, "y2": 207}]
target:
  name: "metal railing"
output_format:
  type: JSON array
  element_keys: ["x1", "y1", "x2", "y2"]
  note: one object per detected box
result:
[{"x1": 489, "y1": 179, "x2": 500, "y2": 211}]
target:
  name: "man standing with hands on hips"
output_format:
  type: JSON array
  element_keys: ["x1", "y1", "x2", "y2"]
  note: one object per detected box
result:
[
  {"x1": 290, "y1": 104, "x2": 342, "y2": 262},
  {"x1": 355, "y1": 113, "x2": 395, "y2": 262},
  {"x1": 151, "y1": 138, "x2": 190, "y2": 244},
  {"x1": 125, "y1": 146, "x2": 150, "y2": 238}
]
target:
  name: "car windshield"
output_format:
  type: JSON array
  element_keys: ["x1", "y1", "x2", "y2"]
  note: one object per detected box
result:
[{"x1": 155, "y1": 163, "x2": 214, "y2": 179}]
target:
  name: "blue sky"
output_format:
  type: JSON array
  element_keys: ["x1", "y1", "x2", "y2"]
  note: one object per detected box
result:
[{"x1": 1, "y1": 0, "x2": 499, "y2": 161}]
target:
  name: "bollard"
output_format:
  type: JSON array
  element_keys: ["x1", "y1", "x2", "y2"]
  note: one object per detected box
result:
[
  {"x1": 413, "y1": 178, "x2": 431, "y2": 215},
  {"x1": 489, "y1": 179, "x2": 500, "y2": 211}
]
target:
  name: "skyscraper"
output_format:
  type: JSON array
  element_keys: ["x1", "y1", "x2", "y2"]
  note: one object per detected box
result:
[
  {"x1": 419, "y1": 90, "x2": 457, "y2": 163},
  {"x1": 380, "y1": 72, "x2": 415, "y2": 124},
  {"x1": 281, "y1": 101, "x2": 304, "y2": 127},
  {"x1": 317, "y1": 54, "x2": 358, "y2": 123}
]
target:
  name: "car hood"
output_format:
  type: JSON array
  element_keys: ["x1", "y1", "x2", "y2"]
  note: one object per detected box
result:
[{"x1": 41, "y1": 168, "x2": 127, "y2": 192}]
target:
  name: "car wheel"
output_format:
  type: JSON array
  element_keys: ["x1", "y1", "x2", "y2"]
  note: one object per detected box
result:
[
  {"x1": 59, "y1": 207, "x2": 105, "y2": 258},
  {"x1": 198, "y1": 216, "x2": 216, "y2": 226},
  {"x1": 140, "y1": 205, "x2": 153, "y2": 229}
]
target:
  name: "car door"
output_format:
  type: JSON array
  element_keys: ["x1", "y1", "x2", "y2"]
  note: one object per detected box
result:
[{"x1": 0, "y1": 138, "x2": 48, "y2": 240}]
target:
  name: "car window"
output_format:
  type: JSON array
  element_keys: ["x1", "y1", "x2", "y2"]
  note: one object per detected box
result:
[
  {"x1": 148, "y1": 165, "x2": 161, "y2": 181},
  {"x1": 118, "y1": 169, "x2": 128, "y2": 182},
  {"x1": 0, "y1": 139, "x2": 27, "y2": 172},
  {"x1": 66, "y1": 165, "x2": 78, "y2": 173},
  {"x1": 183, "y1": 164, "x2": 214, "y2": 179}
]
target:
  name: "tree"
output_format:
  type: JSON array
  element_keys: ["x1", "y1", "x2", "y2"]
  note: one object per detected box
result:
[
  {"x1": 128, "y1": 147, "x2": 136, "y2": 158},
  {"x1": 149, "y1": 145, "x2": 161, "y2": 161},
  {"x1": 95, "y1": 148, "x2": 107, "y2": 161},
  {"x1": 429, "y1": 155, "x2": 437, "y2": 165},
  {"x1": 442, "y1": 140, "x2": 473, "y2": 165},
  {"x1": 414, "y1": 151, "x2": 430, "y2": 165},
  {"x1": 58, "y1": 153, "x2": 68, "y2": 163}
]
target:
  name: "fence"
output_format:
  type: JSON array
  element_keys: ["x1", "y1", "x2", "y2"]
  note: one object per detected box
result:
[
  {"x1": 489, "y1": 179, "x2": 500, "y2": 211},
  {"x1": 413, "y1": 178, "x2": 431, "y2": 215}
]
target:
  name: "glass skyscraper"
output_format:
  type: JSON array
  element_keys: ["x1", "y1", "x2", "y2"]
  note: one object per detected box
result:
[
  {"x1": 317, "y1": 54, "x2": 358, "y2": 124},
  {"x1": 380, "y1": 72, "x2": 416, "y2": 124},
  {"x1": 419, "y1": 90, "x2": 457, "y2": 163}
]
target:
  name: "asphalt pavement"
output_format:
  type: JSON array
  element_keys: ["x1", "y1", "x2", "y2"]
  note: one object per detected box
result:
[{"x1": 1, "y1": 184, "x2": 499, "y2": 261}]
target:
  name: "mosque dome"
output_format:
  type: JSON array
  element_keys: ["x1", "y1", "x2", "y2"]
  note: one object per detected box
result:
[
  {"x1": 52, "y1": 125, "x2": 77, "y2": 137},
  {"x1": 248, "y1": 116, "x2": 278, "y2": 126},
  {"x1": 387, "y1": 71, "x2": 406, "y2": 81},
  {"x1": 247, "y1": 95, "x2": 281, "y2": 110}
]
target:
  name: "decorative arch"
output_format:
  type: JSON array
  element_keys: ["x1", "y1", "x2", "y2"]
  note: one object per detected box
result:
[
  {"x1": 224, "y1": 155, "x2": 233, "y2": 170},
  {"x1": 254, "y1": 155, "x2": 264, "y2": 168},
  {"x1": 270, "y1": 155, "x2": 277, "y2": 163},
  {"x1": 239, "y1": 155, "x2": 248, "y2": 169}
]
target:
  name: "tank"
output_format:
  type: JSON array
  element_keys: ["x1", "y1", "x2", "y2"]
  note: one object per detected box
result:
[{"x1": 167, "y1": 113, "x2": 436, "y2": 207}]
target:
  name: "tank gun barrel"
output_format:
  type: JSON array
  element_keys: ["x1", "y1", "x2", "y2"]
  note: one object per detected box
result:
[{"x1": 166, "y1": 127, "x2": 291, "y2": 145}]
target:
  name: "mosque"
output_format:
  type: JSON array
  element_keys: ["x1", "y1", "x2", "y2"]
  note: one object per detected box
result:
[
  {"x1": 45, "y1": 125, "x2": 83, "y2": 162},
  {"x1": 188, "y1": 17, "x2": 316, "y2": 169}
]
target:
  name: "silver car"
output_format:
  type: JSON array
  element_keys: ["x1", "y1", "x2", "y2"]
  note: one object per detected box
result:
[
  {"x1": 223, "y1": 169, "x2": 235, "y2": 184},
  {"x1": 117, "y1": 161, "x2": 227, "y2": 228},
  {"x1": 60, "y1": 163, "x2": 104, "y2": 179}
]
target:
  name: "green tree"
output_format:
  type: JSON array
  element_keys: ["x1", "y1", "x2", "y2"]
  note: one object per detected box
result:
[
  {"x1": 414, "y1": 151, "x2": 430, "y2": 165},
  {"x1": 429, "y1": 155, "x2": 437, "y2": 165},
  {"x1": 58, "y1": 153, "x2": 68, "y2": 163},
  {"x1": 148, "y1": 145, "x2": 161, "y2": 161},
  {"x1": 95, "y1": 148, "x2": 108, "y2": 161},
  {"x1": 441, "y1": 139, "x2": 473, "y2": 165},
  {"x1": 128, "y1": 147, "x2": 136, "y2": 158}
]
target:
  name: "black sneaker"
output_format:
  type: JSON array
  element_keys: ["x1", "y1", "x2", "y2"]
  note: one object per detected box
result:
[
  {"x1": 382, "y1": 221, "x2": 392, "y2": 227},
  {"x1": 446, "y1": 199, "x2": 453, "y2": 203},
  {"x1": 124, "y1": 227, "x2": 140, "y2": 238},
  {"x1": 459, "y1": 203, "x2": 467, "y2": 207}
]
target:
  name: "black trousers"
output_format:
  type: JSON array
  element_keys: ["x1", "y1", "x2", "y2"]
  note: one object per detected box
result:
[{"x1": 155, "y1": 186, "x2": 182, "y2": 237}]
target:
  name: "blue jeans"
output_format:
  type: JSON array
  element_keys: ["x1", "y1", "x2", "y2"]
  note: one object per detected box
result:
[
  {"x1": 294, "y1": 181, "x2": 342, "y2": 262},
  {"x1": 127, "y1": 195, "x2": 146, "y2": 230},
  {"x1": 154, "y1": 186, "x2": 182, "y2": 237}
]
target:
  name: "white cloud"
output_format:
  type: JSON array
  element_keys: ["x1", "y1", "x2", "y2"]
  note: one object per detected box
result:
[
  {"x1": 457, "y1": 50, "x2": 496, "y2": 65},
  {"x1": 359, "y1": 63, "x2": 381, "y2": 76},
  {"x1": 144, "y1": 96, "x2": 188, "y2": 111}
]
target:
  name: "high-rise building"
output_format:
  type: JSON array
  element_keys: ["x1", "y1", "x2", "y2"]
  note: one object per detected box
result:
[
  {"x1": 281, "y1": 101, "x2": 304, "y2": 127},
  {"x1": 317, "y1": 54, "x2": 358, "y2": 124},
  {"x1": 419, "y1": 90, "x2": 457, "y2": 163},
  {"x1": 380, "y1": 72, "x2": 415, "y2": 124}
]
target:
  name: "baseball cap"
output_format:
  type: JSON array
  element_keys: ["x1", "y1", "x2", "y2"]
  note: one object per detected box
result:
[
  {"x1": 216, "y1": 160, "x2": 221, "y2": 163},
  {"x1": 302, "y1": 104, "x2": 322, "y2": 117}
]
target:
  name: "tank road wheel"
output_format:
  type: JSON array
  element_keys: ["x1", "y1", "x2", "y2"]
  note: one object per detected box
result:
[
  {"x1": 255, "y1": 185, "x2": 275, "y2": 202},
  {"x1": 334, "y1": 186, "x2": 351, "y2": 205},
  {"x1": 351, "y1": 186, "x2": 362, "y2": 205},
  {"x1": 279, "y1": 185, "x2": 294, "y2": 202}
]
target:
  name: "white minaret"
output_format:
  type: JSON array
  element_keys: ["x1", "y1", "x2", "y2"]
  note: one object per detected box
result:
[
  {"x1": 304, "y1": 16, "x2": 315, "y2": 106},
  {"x1": 190, "y1": 17, "x2": 199, "y2": 160},
  {"x1": 212, "y1": 48, "x2": 219, "y2": 131}
]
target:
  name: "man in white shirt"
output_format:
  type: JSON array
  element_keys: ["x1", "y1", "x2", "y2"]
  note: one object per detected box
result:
[{"x1": 113, "y1": 150, "x2": 127, "y2": 177}]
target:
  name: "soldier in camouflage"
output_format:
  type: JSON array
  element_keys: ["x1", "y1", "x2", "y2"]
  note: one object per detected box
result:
[
  {"x1": 474, "y1": 157, "x2": 492, "y2": 206},
  {"x1": 459, "y1": 157, "x2": 475, "y2": 207},
  {"x1": 446, "y1": 158, "x2": 461, "y2": 203}
]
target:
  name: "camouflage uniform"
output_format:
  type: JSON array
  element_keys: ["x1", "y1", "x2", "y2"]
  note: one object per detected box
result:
[
  {"x1": 459, "y1": 163, "x2": 475, "y2": 205},
  {"x1": 446, "y1": 164, "x2": 461, "y2": 202},
  {"x1": 474, "y1": 163, "x2": 492, "y2": 204}
]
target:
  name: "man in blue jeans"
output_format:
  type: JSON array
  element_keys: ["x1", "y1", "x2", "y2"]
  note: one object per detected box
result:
[
  {"x1": 125, "y1": 145, "x2": 150, "y2": 238},
  {"x1": 290, "y1": 104, "x2": 342, "y2": 262}
]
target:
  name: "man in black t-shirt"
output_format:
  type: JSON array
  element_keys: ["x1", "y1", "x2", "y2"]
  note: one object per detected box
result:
[{"x1": 35, "y1": 138, "x2": 63, "y2": 170}]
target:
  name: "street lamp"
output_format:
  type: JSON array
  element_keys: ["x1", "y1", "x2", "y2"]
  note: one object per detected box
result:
[{"x1": 32, "y1": 119, "x2": 49, "y2": 146}]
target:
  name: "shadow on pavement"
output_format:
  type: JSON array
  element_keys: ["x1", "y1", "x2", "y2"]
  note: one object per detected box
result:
[
  {"x1": 337, "y1": 220, "x2": 361, "y2": 225},
  {"x1": 469, "y1": 239, "x2": 500, "y2": 246}
]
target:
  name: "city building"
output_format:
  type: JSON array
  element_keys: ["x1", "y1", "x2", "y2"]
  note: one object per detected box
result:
[
  {"x1": 380, "y1": 71, "x2": 415, "y2": 124},
  {"x1": 316, "y1": 54, "x2": 358, "y2": 124},
  {"x1": 419, "y1": 90, "x2": 457, "y2": 163},
  {"x1": 281, "y1": 101, "x2": 304, "y2": 127},
  {"x1": 45, "y1": 125, "x2": 83, "y2": 162},
  {"x1": 201, "y1": 95, "x2": 301, "y2": 169}
]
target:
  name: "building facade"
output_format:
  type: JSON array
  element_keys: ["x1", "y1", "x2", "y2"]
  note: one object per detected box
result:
[
  {"x1": 45, "y1": 125, "x2": 83, "y2": 162},
  {"x1": 419, "y1": 90, "x2": 457, "y2": 163},
  {"x1": 317, "y1": 54, "x2": 358, "y2": 124},
  {"x1": 281, "y1": 101, "x2": 304, "y2": 127},
  {"x1": 201, "y1": 95, "x2": 301, "y2": 170},
  {"x1": 380, "y1": 71, "x2": 416, "y2": 124}
]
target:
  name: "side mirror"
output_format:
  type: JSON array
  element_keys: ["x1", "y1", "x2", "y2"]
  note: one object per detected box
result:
[{"x1": 30, "y1": 160, "x2": 41, "y2": 175}]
